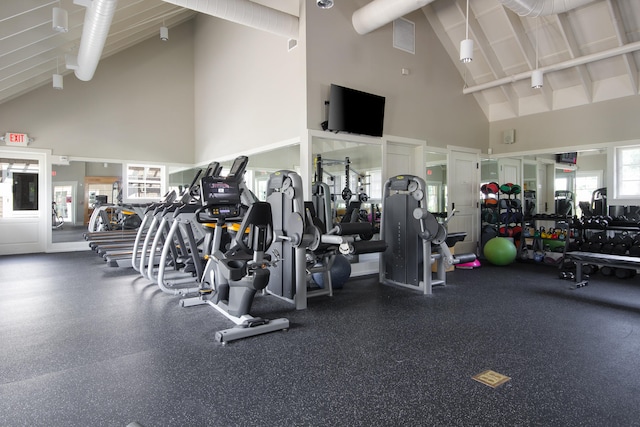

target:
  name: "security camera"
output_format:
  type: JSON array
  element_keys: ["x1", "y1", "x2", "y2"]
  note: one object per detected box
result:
[{"x1": 317, "y1": 0, "x2": 334, "y2": 9}]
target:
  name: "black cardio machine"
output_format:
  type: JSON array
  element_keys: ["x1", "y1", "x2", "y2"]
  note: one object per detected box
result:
[{"x1": 180, "y1": 157, "x2": 289, "y2": 344}]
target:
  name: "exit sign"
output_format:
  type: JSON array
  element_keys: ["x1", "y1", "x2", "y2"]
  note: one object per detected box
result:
[{"x1": 4, "y1": 132, "x2": 30, "y2": 147}]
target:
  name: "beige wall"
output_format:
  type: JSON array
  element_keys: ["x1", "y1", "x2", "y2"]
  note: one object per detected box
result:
[
  {"x1": 305, "y1": 2, "x2": 488, "y2": 150},
  {"x1": 0, "y1": 21, "x2": 195, "y2": 164},
  {"x1": 489, "y1": 95, "x2": 640, "y2": 155},
  {"x1": 193, "y1": 14, "x2": 305, "y2": 164}
]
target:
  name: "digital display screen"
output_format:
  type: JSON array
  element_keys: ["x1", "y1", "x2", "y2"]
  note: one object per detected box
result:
[{"x1": 201, "y1": 177, "x2": 241, "y2": 205}]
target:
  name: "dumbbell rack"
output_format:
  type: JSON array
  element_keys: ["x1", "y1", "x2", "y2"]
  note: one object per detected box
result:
[{"x1": 564, "y1": 217, "x2": 640, "y2": 279}]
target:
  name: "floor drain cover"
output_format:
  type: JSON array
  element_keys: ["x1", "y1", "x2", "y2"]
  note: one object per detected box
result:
[{"x1": 472, "y1": 370, "x2": 511, "y2": 388}]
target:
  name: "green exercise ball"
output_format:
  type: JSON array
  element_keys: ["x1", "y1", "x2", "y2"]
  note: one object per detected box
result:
[{"x1": 484, "y1": 237, "x2": 517, "y2": 266}]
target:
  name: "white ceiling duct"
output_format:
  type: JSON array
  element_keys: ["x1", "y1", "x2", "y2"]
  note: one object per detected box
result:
[
  {"x1": 351, "y1": 0, "x2": 597, "y2": 36},
  {"x1": 352, "y1": 0, "x2": 434, "y2": 35},
  {"x1": 66, "y1": 0, "x2": 118, "y2": 82},
  {"x1": 162, "y1": 0, "x2": 299, "y2": 40},
  {"x1": 498, "y1": 0, "x2": 597, "y2": 17}
]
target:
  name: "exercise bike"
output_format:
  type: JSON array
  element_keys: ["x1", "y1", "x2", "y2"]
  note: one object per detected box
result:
[{"x1": 180, "y1": 163, "x2": 289, "y2": 344}]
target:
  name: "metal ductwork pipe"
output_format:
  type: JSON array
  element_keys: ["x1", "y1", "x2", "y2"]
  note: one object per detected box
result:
[
  {"x1": 498, "y1": 0, "x2": 597, "y2": 17},
  {"x1": 352, "y1": 0, "x2": 434, "y2": 35},
  {"x1": 162, "y1": 0, "x2": 299, "y2": 40},
  {"x1": 351, "y1": 0, "x2": 596, "y2": 36},
  {"x1": 66, "y1": 0, "x2": 118, "y2": 82}
]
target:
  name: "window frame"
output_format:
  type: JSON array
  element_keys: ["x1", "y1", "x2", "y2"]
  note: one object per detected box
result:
[{"x1": 609, "y1": 144, "x2": 640, "y2": 205}]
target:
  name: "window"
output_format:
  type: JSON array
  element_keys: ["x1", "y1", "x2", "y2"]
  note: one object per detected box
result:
[
  {"x1": 124, "y1": 163, "x2": 165, "y2": 202},
  {"x1": 554, "y1": 177, "x2": 568, "y2": 192},
  {"x1": 575, "y1": 171, "x2": 602, "y2": 217},
  {"x1": 0, "y1": 157, "x2": 40, "y2": 218},
  {"x1": 615, "y1": 145, "x2": 640, "y2": 198},
  {"x1": 12, "y1": 172, "x2": 38, "y2": 210}
]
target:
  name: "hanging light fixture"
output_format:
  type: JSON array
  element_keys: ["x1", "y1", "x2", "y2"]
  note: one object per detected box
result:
[
  {"x1": 53, "y1": 58, "x2": 63, "y2": 90},
  {"x1": 160, "y1": 26, "x2": 169, "y2": 41},
  {"x1": 531, "y1": 17, "x2": 543, "y2": 89},
  {"x1": 52, "y1": 3, "x2": 69, "y2": 33},
  {"x1": 460, "y1": 0, "x2": 473, "y2": 63}
]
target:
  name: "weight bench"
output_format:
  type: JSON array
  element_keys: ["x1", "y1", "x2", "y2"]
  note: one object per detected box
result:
[{"x1": 565, "y1": 251, "x2": 640, "y2": 282}]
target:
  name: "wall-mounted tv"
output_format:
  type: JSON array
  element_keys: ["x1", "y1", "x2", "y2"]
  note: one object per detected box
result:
[
  {"x1": 327, "y1": 84, "x2": 385, "y2": 137},
  {"x1": 557, "y1": 152, "x2": 577, "y2": 164}
]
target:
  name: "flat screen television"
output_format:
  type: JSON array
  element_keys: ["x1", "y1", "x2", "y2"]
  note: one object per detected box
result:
[
  {"x1": 327, "y1": 84, "x2": 385, "y2": 137},
  {"x1": 557, "y1": 152, "x2": 577, "y2": 164}
]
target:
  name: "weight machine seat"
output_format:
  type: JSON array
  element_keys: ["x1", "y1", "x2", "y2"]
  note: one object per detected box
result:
[{"x1": 218, "y1": 202, "x2": 273, "y2": 292}]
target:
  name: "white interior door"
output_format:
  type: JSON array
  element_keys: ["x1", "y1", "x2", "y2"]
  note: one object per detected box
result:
[
  {"x1": 498, "y1": 157, "x2": 521, "y2": 185},
  {"x1": 384, "y1": 141, "x2": 423, "y2": 180},
  {"x1": 447, "y1": 148, "x2": 479, "y2": 254},
  {"x1": 0, "y1": 149, "x2": 47, "y2": 255}
]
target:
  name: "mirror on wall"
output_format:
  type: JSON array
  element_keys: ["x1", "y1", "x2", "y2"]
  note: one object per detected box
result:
[
  {"x1": 480, "y1": 149, "x2": 608, "y2": 219},
  {"x1": 555, "y1": 166, "x2": 576, "y2": 217},
  {"x1": 312, "y1": 137, "x2": 382, "y2": 225},
  {"x1": 51, "y1": 161, "x2": 123, "y2": 244},
  {"x1": 425, "y1": 150, "x2": 447, "y2": 214},
  {"x1": 169, "y1": 145, "x2": 301, "y2": 202}
]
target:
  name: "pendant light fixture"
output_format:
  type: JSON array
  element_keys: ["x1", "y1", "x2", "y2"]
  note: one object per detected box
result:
[
  {"x1": 460, "y1": 0, "x2": 473, "y2": 63},
  {"x1": 52, "y1": 2, "x2": 68, "y2": 33},
  {"x1": 53, "y1": 57, "x2": 63, "y2": 90},
  {"x1": 531, "y1": 17, "x2": 543, "y2": 89}
]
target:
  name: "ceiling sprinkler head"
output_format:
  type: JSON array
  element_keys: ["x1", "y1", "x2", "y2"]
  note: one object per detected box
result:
[{"x1": 317, "y1": 0, "x2": 334, "y2": 9}]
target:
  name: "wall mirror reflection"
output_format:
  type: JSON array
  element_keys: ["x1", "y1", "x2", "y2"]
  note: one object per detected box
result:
[
  {"x1": 425, "y1": 150, "x2": 447, "y2": 214},
  {"x1": 480, "y1": 148, "x2": 610, "y2": 220},
  {"x1": 51, "y1": 161, "x2": 122, "y2": 244},
  {"x1": 312, "y1": 137, "x2": 382, "y2": 227}
]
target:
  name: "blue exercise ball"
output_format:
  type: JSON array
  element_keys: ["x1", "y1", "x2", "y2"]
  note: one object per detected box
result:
[
  {"x1": 312, "y1": 254, "x2": 352, "y2": 289},
  {"x1": 484, "y1": 237, "x2": 517, "y2": 266}
]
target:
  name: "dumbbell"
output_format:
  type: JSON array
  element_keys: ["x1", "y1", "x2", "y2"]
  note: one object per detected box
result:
[
  {"x1": 600, "y1": 266, "x2": 615, "y2": 276},
  {"x1": 615, "y1": 268, "x2": 636, "y2": 279},
  {"x1": 612, "y1": 243, "x2": 629, "y2": 255},
  {"x1": 629, "y1": 244, "x2": 640, "y2": 257},
  {"x1": 582, "y1": 264, "x2": 599, "y2": 276},
  {"x1": 559, "y1": 271, "x2": 575, "y2": 281},
  {"x1": 601, "y1": 242, "x2": 615, "y2": 254},
  {"x1": 567, "y1": 241, "x2": 581, "y2": 252},
  {"x1": 586, "y1": 242, "x2": 602, "y2": 253}
]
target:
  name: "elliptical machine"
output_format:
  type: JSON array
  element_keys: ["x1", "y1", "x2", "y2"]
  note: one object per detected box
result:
[{"x1": 180, "y1": 156, "x2": 288, "y2": 344}]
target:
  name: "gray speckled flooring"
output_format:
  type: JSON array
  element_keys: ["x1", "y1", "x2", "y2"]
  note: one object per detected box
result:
[{"x1": 2, "y1": 252, "x2": 640, "y2": 426}]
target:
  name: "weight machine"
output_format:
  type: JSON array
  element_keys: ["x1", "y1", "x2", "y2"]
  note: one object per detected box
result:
[
  {"x1": 380, "y1": 175, "x2": 476, "y2": 295},
  {"x1": 266, "y1": 170, "x2": 387, "y2": 310}
]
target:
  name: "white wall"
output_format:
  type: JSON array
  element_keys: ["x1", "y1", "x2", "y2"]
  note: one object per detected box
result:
[
  {"x1": 0, "y1": 21, "x2": 196, "y2": 164},
  {"x1": 193, "y1": 14, "x2": 305, "y2": 164},
  {"x1": 489, "y1": 95, "x2": 640, "y2": 155},
  {"x1": 305, "y1": 2, "x2": 489, "y2": 150}
]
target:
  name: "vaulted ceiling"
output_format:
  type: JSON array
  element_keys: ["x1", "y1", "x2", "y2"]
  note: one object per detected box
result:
[{"x1": 1, "y1": 0, "x2": 639, "y2": 122}]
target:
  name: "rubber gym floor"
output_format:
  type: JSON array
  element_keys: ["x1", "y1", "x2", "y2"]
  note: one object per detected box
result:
[{"x1": 2, "y1": 251, "x2": 640, "y2": 427}]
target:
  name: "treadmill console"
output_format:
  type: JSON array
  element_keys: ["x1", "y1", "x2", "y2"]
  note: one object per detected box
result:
[{"x1": 200, "y1": 176, "x2": 243, "y2": 219}]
